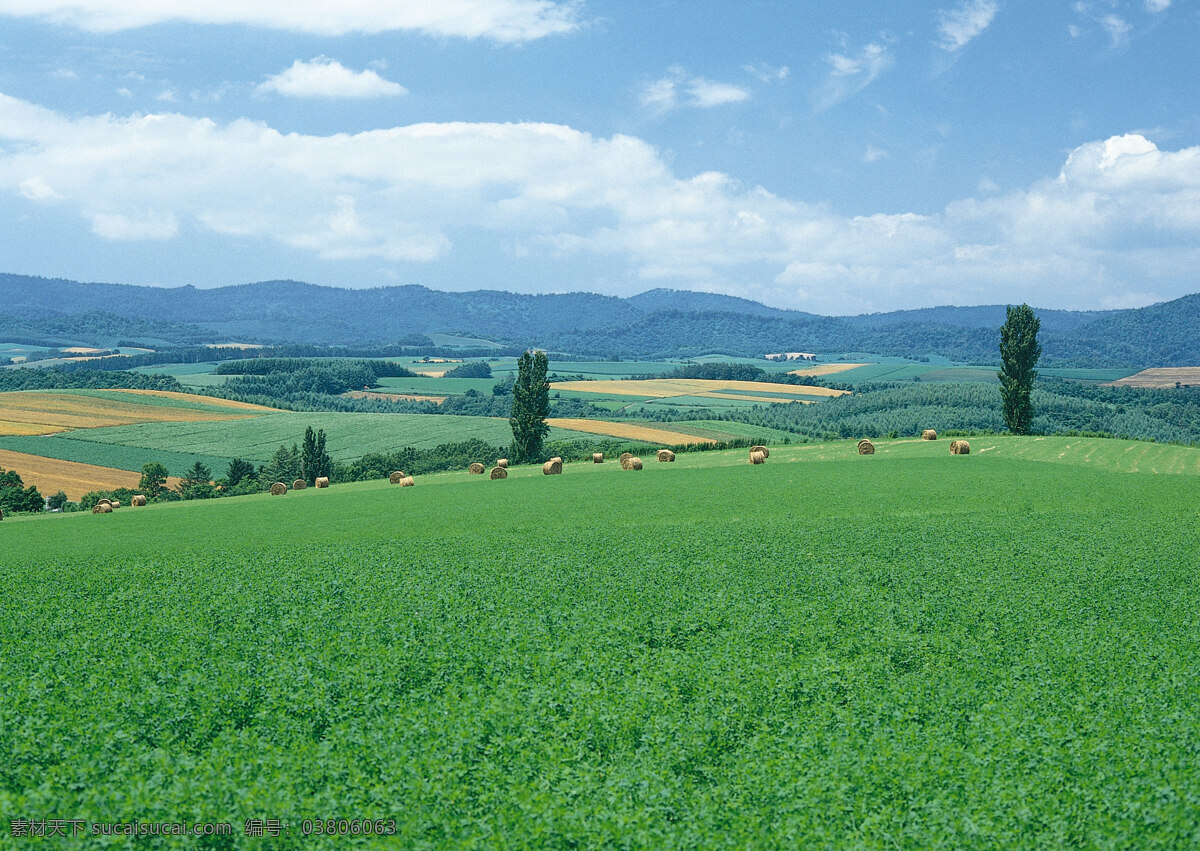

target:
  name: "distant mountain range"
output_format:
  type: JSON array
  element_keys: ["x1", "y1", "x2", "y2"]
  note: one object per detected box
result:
[{"x1": 2, "y1": 273, "x2": 1198, "y2": 367}]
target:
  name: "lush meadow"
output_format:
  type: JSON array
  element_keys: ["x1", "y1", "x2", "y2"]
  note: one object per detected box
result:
[{"x1": 2, "y1": 440, "x2": 1199, "y2": 847}]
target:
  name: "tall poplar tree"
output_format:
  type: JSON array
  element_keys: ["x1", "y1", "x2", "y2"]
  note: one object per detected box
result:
[
  {"x1": 509, "y1": 350, "x2": 550, "y2": 462},
  {"x1": 998, "y1": 303, "x2": 1041, "y2": 435}
]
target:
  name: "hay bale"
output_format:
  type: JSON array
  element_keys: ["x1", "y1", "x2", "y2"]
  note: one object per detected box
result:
[
  {"x1": 620, "y1": 456, "x2": 643, "y2": 470},
  {"x1": 657, "y1": 449, "x2": 676, "y2": 462},
  {"x1": 97, "y1": 498, "x2": 112, "y2": 507},
  {"x1": 469, "y1": 462, "x2": 485, "y2": 475},
  {"x1": 858, "y1": 439, "x2": 875, "y2": 455},
  {"x1": 542, "y1": 459, "x2": 563, "y2": 475},
  {"x1": 619, "y1": 452, "x2": 634, "y2": 463},
  {"x1": 490, "y1": 466, "x2": 507, "y2": 480},
  {"x1": 550, "y1": 456, "x2": 563, "y2": 465},
  {"x1": 750, "y1": 445, "x2": 770, "y2": 459},
  {"x1": 592, "y1": 452, "x2": 604, "y2": 463},
  {"x1": 293, "y1": 478, "x2": 307, "y2": 490},
  {"x1": 750, "y1": 450, "x2": 766, "y2": 464},
  {"x1": 110, "y1": 500, "x2": 121, "y2": 508},
  {"x1": 400, "y1": 476, "x2": 415, "y2": 487},
  {"x1": 132, "y1": 495, "x2": 147, "y2": 507},
  {"x1": 315, "y1": 477, "x2": 329, "y2": 488},
  {"x1": 922, "y1": 429, "x2": 938, "y2": 440},
  {"x1": 270, "y1": 482, "x2": 287, "y2": 495},
  {"x1": 950, "y1": 439, "x2": 971, "y2": 455},
  {"x1": 92, "y1": 503, "x2": 112, "y2": 514},
  {"x1": 497, "y1": 458, "x2": 509, "y2": 468},
  {"x1": 389, "y1": 471, "x2": 405, "y2": 484}
]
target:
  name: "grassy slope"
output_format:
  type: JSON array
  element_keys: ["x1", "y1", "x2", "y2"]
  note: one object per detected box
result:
[{"x1": 2, "y1": 439, "x2": 1199, "y2": 847}]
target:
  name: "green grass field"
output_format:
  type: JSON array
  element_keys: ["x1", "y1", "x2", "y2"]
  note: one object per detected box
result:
[{"x1": 2, "y1": 437, "x2": 1199, "y2": 847}]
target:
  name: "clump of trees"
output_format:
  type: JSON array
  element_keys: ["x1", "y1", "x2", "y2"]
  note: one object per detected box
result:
[
  {"x1": 510, "y1": 350, "x2": 550, "y2": 462},
  {"x1": 999, "y1": 304, "x2": 1042, "y2": 435},
  {"x1": 0, "y1": 467, "x2": 44, "y2": 514}
]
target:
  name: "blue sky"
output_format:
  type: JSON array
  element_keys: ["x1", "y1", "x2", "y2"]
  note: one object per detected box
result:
[{"x1": 1, "y1": 1, "x2": 1197, "y2": 314}]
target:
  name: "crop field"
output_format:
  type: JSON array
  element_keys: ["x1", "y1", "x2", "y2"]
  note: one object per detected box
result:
[
  {"x1": 0, "y1": 434, "x2": 240, "y2": 480},
  {"x1": 2, "y1": 438, "x2": 1199, "y2": 847},
  {"x1": 0, "y1": 390, "x2": 271, "y2": 436},
  {"x1": 549, "y1": 378, "x2": 848, "y2": 403},
  {"x1": 0, "y1": 448, "x2": 184, "y2": 499},
  {"x1": 1110, "y1": 367, "x2": 1200, "y2": 388},
  {"x1": 787, "y1": 361, "x2": 872, "y2": 376},
  {"x1": 543, "y1": 418, "x2": 717, "y2": 445},
  {"x1": 61, "y1": 412, "x2": 598, "y2": 464}
]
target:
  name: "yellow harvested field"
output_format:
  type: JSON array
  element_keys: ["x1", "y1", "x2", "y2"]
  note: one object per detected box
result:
[
  {"x1": 345, "y1": 390, "x2": 447, "y2": 404},
  {"x1": 702, "y1": 392, "x2": 816, "y2": 405},
  {"x1": 0, "y1": 390, "x2": 269, "y2": 434},
  {"x1": 1109, "y1": 368, "x2": 1200, "y2": 389},
  {"x1": 0, "y1": 419, "x2": 69, "y2": 436},
  {"x1": 409, "y1": 368, "x2": 448, "y2": 377},
  {"x1": 550, "y1": 378, "x2": 850, "y2": 401},
  {"x1": 788, "y1": 362, "x2": 871, "y2": 376},
  {"x1": 60, "y1": 346, "x2": 108, "y2": 354},
  {"x1": 0, "y1": 449, "x2": 183, "y2": 501},
  {"x1": 547, "y1": 419, "x2": 717, "y2": 445},
  {"x1": 108, "y1": 389, "x2": 279, "y2": 411}
]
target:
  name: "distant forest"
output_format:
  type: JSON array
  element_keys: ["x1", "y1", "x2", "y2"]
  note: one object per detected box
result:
[{"x1": 3, "y1": 273, "x2": 1200, "y2": 367}]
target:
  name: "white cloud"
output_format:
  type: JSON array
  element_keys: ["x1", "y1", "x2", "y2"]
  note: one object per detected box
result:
[
  {"x1": 1144, "y1": 0, "x2": 1170, "y2": 11},
  {"x1": 816, "y1": 42, "x2": 892, "y2": 112},
  {"x1": 1102, "y1": 14, "x2": 1132, "y2": 48},
  {"x1": 1, "y1": 93, "x2": 1198, "y2": 312},
  {"x1": 641, "y1": 67, "x2": 749, "y2": 111},
  {"x1": 863, "y1": 145, "x2": 889, "y2": 163},
  {"x1": 744, "y1": 63, "x2": 789, "y2": 83},
  {"x1": 257, "y1": 58, "x2": 407, "y2": 99},
  {"x1": 0, "y1": 0, "x2": 582, "y2": 42},
  {"x1": 937, "y1": 0, "x2": 999, "y2": 52}
]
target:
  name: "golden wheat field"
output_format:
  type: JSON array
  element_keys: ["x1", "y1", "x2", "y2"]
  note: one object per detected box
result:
[
  {"x1": 788, "y1": 362, "x2": 871, "y2": 376},
  {"x1": 108, "y1": 389, "x2": 279, "y2": 411},
  {"x1": 0, "y1": 449, "x2": 184, "y2": 500},
  {"x1": 0, "y1": 391, "x2": 272, "y2": 436},
  {"x1": 1109, "y1": 368, "x2": 1200, "y2": 388},
  {"x1": 549, "y1": 378, "x2": 850, "y2": 402},
  {"x1": 545, "y1": 419, "x2": 717, "y2": 445}
]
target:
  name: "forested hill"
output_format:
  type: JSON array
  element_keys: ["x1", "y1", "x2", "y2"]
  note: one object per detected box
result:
[{"x1": 2, "y1": 273, "x2": 1198, "y2": 367}]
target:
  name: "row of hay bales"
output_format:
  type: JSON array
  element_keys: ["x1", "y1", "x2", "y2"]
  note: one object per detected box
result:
[
  {"x1": 270, "y1": 477, "x2": 332, "y2": 496},
  {"x1": 855, "y1": 431, "x2": 970, "y2": 456}
]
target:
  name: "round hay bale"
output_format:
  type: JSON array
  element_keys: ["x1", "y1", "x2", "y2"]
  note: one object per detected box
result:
[
  {"x1": 131, "y1": 495, "x2": 147, "y2": 507},
  {"x1": 315, "y1": 477, "x2": 329, "y2": 488},
  {"x1": 619, "y1": 452, "x2": 634, "y2": 463},
  {"x1": 270, "y1": 482, "x2": 287, "y2": 496},
  {"x1": 542, "y1": 459, "x2": 563, "y2": 475},
  {"x1": 620, "y1": 456, "x2": 643, "y2": 470},
  {"x1": 293, "y1": 478, "x2": 307, "y2": 490},
  {"x1": 858, "y1": 439, "x2": 875, "y2": 455},
  {"x1": 97, "y1": 498, "x2": 113, "y2": 507},
  {"x1": 592, "y1": 452, "x2": 604, "y2": 463},
  {"x1": 950, "y1": 439, "x2": 971, "y2": 455},
  {"x1": 497, "y1": 458, "x2": 509, "y2": 468},
  {"x1": 400, "y1": 476, "x2": 415, "y2": 487},
  {"x1": 490, "y1": 466, "x2": 507, "y2": 480},
  {"x1": 657, "y1": 449, "x2": 676, "y2": 462},
  {"x1": 110, "y1": 500, "x2": 121, "y2": 508},
  {"x1": 922, "y1": 429, "x2": 938, "y2": 440},
  {"x1": 389, "y1": 470, "x2": 405, "y2": 484},
  {"x1": 93, "y1": 503, "x2": 112, "y2": 514},
  {"x1": 750, "y1": 450, "x2": 766, "y2": 465},
  {"x1": 549, "y1": 456, "x2": 563, "y2": 465},
  {"x1": 750, "y1": 445, "x2": 769, "y2": 459},
  {"x1": 469, "y1": 462, "x2": 485, "y2": 475}
]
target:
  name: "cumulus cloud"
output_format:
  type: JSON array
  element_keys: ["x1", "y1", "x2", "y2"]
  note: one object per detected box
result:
[
  {"x1": 640, "y1": 67, "x2": 750, "y2": 111},
  {"x1": 0, "y1": 0, "x2": 582, "y2": 42},
  {"x1": 257, "y1": 58, "x2": 407, "y2": 99},
  {"x1": 1, "y1": 93, "x2": 1198, "y2": 312},
  {"x1": 937, "y1": 0, "x2": 999, "y2": 52},
  {"x1": 816, "y1": 42, "x2": 892, "y2": 112}
]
